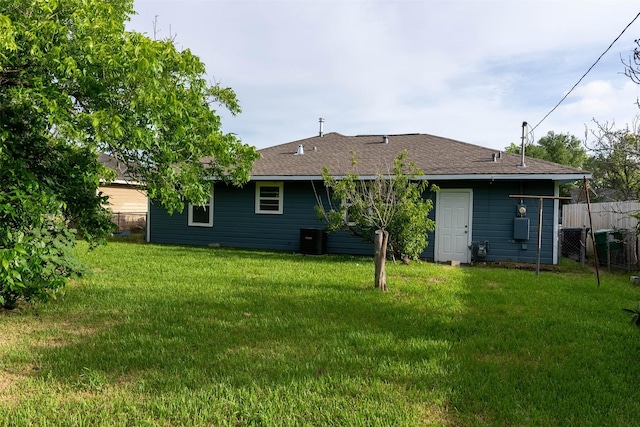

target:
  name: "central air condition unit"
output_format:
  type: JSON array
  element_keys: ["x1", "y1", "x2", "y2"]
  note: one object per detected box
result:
[{"x1": 299, "y1": 228, "x2": 327, "y2": 255}]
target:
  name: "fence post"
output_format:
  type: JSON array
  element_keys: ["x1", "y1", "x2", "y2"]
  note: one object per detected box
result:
[
  {"x1": 580, "y1": 228, "x2": 586, "y2": 267},
  {"x1": 606, "y1": 231, "x2": 611, "y2": 273}
]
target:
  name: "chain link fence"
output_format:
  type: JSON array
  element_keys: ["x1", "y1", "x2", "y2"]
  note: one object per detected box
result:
[
  {"x1": 559, "y1": 227, "x2": 587, "y2": 265},
  {"x1": 559, "y1": 227, "x2": 638, "y2": 271},
  {"x1": 112, "y1": 212, "x2": 146, "y2": 233}
]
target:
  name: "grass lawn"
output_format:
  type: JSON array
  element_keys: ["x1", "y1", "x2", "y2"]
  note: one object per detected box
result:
[{"x1": 1, "y1": 241, "x2": 640, "y2": 426}]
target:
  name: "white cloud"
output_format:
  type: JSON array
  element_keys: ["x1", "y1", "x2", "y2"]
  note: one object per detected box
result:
[
  {"x1": 129, "y1": 0, "x2": 640, "y2": 150},
  {"x1": 564, "y1": 80, "x2": 639, "y2": 116},
  {"x1": 540, "y1": 79, "x2": 640, "y2": 141}
]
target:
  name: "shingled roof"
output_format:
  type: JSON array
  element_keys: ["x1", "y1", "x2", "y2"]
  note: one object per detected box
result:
[
  {"x1": 251, "y1": 132, "x2": 589, "y2": 181},
  {"x1": 98, "y1": 153, "x2": 143, "y2": 185}
]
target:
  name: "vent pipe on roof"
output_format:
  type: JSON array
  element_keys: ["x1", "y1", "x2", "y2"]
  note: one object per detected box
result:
[
  {"x1": 319, "y1": 118, "x2": 325, "y2": 137},
  {"x1": 296, "y1": 144, "x2": 304, "y2": 155},
  {"x1": 518, "y1": 121, "x2": 527, "y2": 168},
  {"x1": 382, "y1": 135, "x2": 389, "y2": 144}
]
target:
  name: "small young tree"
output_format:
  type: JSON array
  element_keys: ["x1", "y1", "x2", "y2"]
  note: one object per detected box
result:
[{"x1": 315, "y1": 150, "x2": 437, "y2": 291}]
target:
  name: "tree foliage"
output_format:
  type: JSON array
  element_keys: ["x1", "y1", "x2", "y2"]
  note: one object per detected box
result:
[
  {"x1": 584, "y1": 120, "x2": 640, "y2": 202},
  {"x1": 315, "y1": 150, "x2": 437, "y2": 290},
  {"x1": 0, "y1": 0, "x2": 258, "y2": 307},
  {"x1": 622, "y1": 38, "x2": 640, "y2": 86},
  {"x1": 505, "y1": 131, "x2": 588, "y2": 198},
  {"x1": 505, "y1": 131, "x2": 588, "y2": 169},
  {"x1": 578, "y1": 39, "x2": 640, "y2": 203}
]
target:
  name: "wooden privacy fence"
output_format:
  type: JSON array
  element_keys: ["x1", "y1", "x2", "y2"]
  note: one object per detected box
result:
[{"x1": 562, "y1": 201, "x2": 640, "y2": 231}]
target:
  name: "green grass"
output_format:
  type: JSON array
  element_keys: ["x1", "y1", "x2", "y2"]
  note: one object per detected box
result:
[{"x1": 1, "y1": 242, "x2": 640, "y2": 426}]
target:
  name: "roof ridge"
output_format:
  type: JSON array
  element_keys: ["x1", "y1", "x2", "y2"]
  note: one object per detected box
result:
[
  {"x1": 251, "y1": 132, "x2": 590, "y2": 178},
  {"x1": 355, "y1": 133, "x2": 421, "y2": 137}
]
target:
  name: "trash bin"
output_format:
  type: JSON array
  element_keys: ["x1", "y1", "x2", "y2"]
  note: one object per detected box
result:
[{"x1": 593, "y1": 229, "x2": 623, "y2": 265}]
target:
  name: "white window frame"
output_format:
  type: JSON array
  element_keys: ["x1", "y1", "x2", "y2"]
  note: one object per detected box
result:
[
  {"x1": 343, "y1": 195, "x2": 378, "y2": 228},
  {"x1": 255, "y1": 182, "x2": 283, "y2": 214},
  {"x1": 343, "y1": 199, "x2": 357, "y2": 226},
  {"x1": 188, "y1": 188, "x2": 214, "y2": 227}
]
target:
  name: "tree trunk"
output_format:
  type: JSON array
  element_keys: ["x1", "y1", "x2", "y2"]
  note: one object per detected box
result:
[{"x1": 374, "y1": 229, "x2": 389, "y2": 291}]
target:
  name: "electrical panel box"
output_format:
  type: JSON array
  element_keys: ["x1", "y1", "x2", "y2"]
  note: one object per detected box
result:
[{"x1": 513, "y1": 217, "x2": 530, "y2": 240}]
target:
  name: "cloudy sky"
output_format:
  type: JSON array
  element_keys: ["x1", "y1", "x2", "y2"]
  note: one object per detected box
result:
[{"x1": 128, "y1": 0, "x2": 640, "y2": 151}]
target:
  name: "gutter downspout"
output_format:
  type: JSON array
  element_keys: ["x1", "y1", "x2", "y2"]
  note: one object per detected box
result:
[{"x1": 146, "y1": 197, "x2": 151, "y2": 243}]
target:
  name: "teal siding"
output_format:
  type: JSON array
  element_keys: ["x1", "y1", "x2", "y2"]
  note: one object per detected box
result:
[
  {"x1": 436, "y1": 180, "x2": 555, "y2": 264},
  {"x1": 149, "y1": 181, "x2": 373, "y2": 254},
  {"x1": 149, "y1": 179, "x2": 558, "y2": 263}
]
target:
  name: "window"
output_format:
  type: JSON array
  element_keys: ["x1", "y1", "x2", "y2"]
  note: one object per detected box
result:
[
  {"x1": 255, "y1": 182, "x2": 283, "y2": 214},
  {"x1": 343, "y1": 199, "x2": 357, "y2": 226},
  {"x1": 188, "y1": 188, "x2": 214, "y2": 227},
  {"x1": 343, "y1": 199, "x2": 373, "y2": 227}
]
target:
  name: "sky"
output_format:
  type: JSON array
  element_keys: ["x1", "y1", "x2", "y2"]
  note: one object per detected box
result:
[{"x1": 128, "y1": 0, "x2": 640, "y2": 151}]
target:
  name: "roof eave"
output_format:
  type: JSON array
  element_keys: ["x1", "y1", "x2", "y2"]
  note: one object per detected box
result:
[
  {"x1": 100, "y1": 179, "x2": 144, "y2": 186},
  {"x1": 249, "y1": 173, "x2": 592, "y2": 181}
]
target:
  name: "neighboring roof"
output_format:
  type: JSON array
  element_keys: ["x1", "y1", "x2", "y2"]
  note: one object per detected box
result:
[
  {"x1": 98, "y1": 153, "x2": 140, "y2": 185},
  {"x1": 251, "y1": 132, "x2": 590, "y2": 181}
]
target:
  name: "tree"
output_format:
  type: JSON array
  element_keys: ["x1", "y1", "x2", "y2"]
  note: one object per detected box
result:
[
  {"x1": 622, "y1": 38, "x2": 640, "y2": 85},
  {"x1": 577, "y1": 39, "x2": 640, "y2": 203},
  {"x1": 0, "y1": 0, "x2": 259, "y2": 308},
  {"x1": 505, "y1": 131, "x2": 588, "y2": 168},
  {"x1": 584, "y1": 120, "x2": 640, "y2": 202},
  {"x1": 505, "y1": 131, "x2": 588, "y2": 198},
  {"x1": 315, "y1": 151, "x2": 437, "y2": 291}
]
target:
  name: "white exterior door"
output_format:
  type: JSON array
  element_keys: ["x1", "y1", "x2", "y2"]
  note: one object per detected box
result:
[{"x1": 435, "y1": 189, "x2": 472, "y2": 263}]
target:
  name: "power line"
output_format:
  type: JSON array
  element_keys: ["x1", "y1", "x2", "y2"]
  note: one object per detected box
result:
[{"x1": 529, "y1": 11, "x2": 640, "y2": 135}]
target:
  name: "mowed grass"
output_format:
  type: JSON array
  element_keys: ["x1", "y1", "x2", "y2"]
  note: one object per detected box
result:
[{"x1": 1, "y1": 241, "x2": 640, "y2": 426}]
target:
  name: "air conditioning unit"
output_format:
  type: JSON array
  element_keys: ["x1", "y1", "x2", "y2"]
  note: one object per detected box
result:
[{"x1": 299, "y1": 228, "x2": 327, "y2": 255}]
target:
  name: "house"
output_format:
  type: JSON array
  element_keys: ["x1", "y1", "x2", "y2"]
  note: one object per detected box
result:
[
  {"x1": 98, "y1": 153, "x2": 147, "y2": 232},
  {"x1": 147, "y1": 132, "x2": 590, "y2": 264}
]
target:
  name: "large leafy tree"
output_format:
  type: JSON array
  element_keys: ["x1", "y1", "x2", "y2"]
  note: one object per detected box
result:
[
  {"x1": 584, "y1": 120, "x2": 640, "y2": 202},
  {"x1": 0, "y1": 0, "x2": 258, "y2": 308},
  {"x1": 505, "y1": 131, "x2": 588, "y2": 168},
  {"x1": 580, "y1": 39, "x2": 640, "y2": 202},
  {"x1": 315, "y1": 151, "x2": 437, "y2": 291},
  {"x1": 505, "y1": 131, "x2": 588, "y2": 198}
]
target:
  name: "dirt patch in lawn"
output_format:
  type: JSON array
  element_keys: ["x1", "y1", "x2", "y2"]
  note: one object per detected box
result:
[
  {"x1": 0, "y1": 374, "x2": 16, "y2": 404},
  {"x1": 0, "y1": 369, "x2": 29, "y2": 405},
  {"x1": 470, "y1": 261, "x2": 573, "y2": 272}
]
